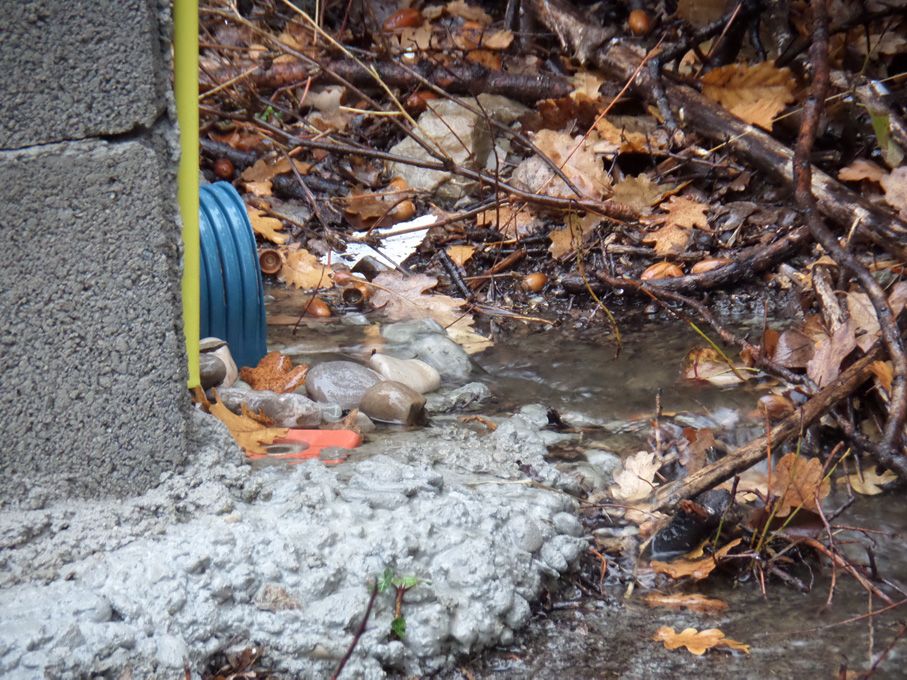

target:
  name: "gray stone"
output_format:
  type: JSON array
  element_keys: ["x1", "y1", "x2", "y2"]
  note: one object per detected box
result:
[
  {"x1": 0, "y1": 139, "x2": 187, "y2": 502},
  {"x1": 199, "y1": 353, "x2": 227, "y2": 391},
  {"x1": 410, "y1": 334, "x2": 472, "y2": 381},
  {"x1": 380, "y1": 319, "x2": 446, "y2": 344},
  {"x1": 369, "y1": 353, "x2": 441, "y2": 394},
  {"x1": 359, "y1": 381, "x2": 427, "y2": 425},
  {"x1": 305, "y1": 361, "x2": 381, "y2": 410},
  {"x1": 425, "y1": 382, "x2": 492, "y2": 414},
  {"x1": 0, "y1": 0, "x2": 166, "y2": 148},
  {"x1": 218, "y1": 388, "x2": 323, "y2": 428}
]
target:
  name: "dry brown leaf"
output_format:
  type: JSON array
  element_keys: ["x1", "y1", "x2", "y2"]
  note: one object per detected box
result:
[
  {"x1": 644, "y1": 224, "x2": 691, "y2": 257},
  {"x1": 548, "y1": 213, "x2": 601, "y2": 259},
  {"x1": 209, "y1": 393, "x2": 288, "y2": 455},
  {"x1": 651, "y1": 539, "x2": 743, "y2": 581},
  {"x1": 611, "y1": 174, "x2": 665, "y2": 213},
  {"x1": 806, "y1": 318, "x2": 856, "y2": 387},
  {"x1": 838, "y1": 159, "x2": 887, "y2": 184},
  {"x1": 701, "y1": 62, "x2": 796, "y2": 130},
  {"x1": 881, "y1": 167, "x2": 907, "y2": 219},
  {"x1": 653, "y1": 626, "x2": 750, "y2": 655},
  {"x1": 773, "y1": 453, "x2": 830, "y2": 517},
  {"x1": 241, "y1": 157, "x2": 311, "y2": 183},
  {"x1": 691, "y1": 257, "x2": 731, "y2": 274},
  {"x1": 682, "y1": 347, "x2": 749, "y2": 386},
  {"x1": 676, "y1": 0, "x2": 726, "y2": 26},
  {"x1": 610, "y1": 450, "x2": 661, "y2": 501},
  {"x1": 444, "y1": 0, "x2": 492, "y2": 24},
  {"x1": 772, "y1": 328, "x2": 814, "y2": 368},
  {"x1": 481, "y1": 29, "x2": 513, "y2": 50},
  {"x1": 477, "y1": 204, "x2": 540, "y2": 238},
  {"x1": 446, "y1": 244, "x2": 476, "y2": 267},
  {"x1": 643, "y1": 592, "x2": 728, "y2": 613},
  {"x1": 870, "y1": 360, "x2": 893, "y2": 396},
  {"x1": 369, "y1": 272, "x2": 492, "y2": 353},
  {"x1": 247, "y1": 207, "x2": 288, "y2": 245},
  {"x1": 278, "y1": 248, "x2": 332, "y2": 290},
  {"x1": 525, "y1": 130, "x2": 611, "y2": 200},
  {"x1": 238, "y1": 351, "x2": 309, "y2": 392},
  {"x1": 846, "y1": 467, "x2": 898, "y2": 495},
  {"x1": 593, "y1": 117, "x2": 650, "y2": 154},
  {"x1": 344, "y1": 179, "x2": 416, "y2": 229},
  {"x1": 641, "y1": 261, "x2": 684, "y2": 280}
]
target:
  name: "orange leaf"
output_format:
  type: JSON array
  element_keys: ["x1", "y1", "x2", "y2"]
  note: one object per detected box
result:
[
  {"x1": 611, "y1": 174, "x2": 665, "y2": 213},
  {"x1": 238, "y1": 351, "x2": 309, "y2": 392},
  {"x1": 641, "y1": 261, "x2": 684, "y2": 280},
  {"x1": 209, "y1": 392, "x2": 288, "y2": 455},
  {"x1": 773, "y1": 453, "x2": 829, "y2": 517},
  {"x1": 651, "y1": 538, "x2": 742, "y2": 581},
  {"x1": 278, "y1": 248, "x2": 332, "y2": 290},
  {"x1": 643, "y1": 592, "x2": 728, "y2": 613},
  {"x1": 838, "y1": 159, "x2": 887, "y2": 184},
  {"x1": 701, "y1": 62, "x2": 796, "y2": 130},
  {"x1": 691, "y1": 257, "x2": 731, "y2": 274},
  {"x1": 653, "y1": 626, "x2": 750, "y2": 655},
  {"x1": 248, "y1": 207, "x2": 288, "y2": 245},
  {"x1": 446, "y1": 244, "x2": 476, "y2": 267}
]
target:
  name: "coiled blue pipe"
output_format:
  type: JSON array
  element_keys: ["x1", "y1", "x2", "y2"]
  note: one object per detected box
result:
[{"x1": 199, "y1": 181, "x2": 267, "y2": 369}]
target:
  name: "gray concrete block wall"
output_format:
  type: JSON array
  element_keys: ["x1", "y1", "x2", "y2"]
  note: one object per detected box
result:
[{"x1": 0, "y1": 0, "x2": 189, "y2": 502}]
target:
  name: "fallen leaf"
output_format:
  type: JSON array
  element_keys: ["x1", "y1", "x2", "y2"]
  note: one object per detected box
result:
[
  {"x1": 772, "y1": 327, "x2": 814, "y2": 368},
  {"x1": 241, "y1": 156, "x2": 311, "y2": 183},
  {"x1": 444, "y1": 0, "x2": 492, "y2": 24},
  {"x1": 238, "y1": 351, "x2": 309, "y2": 392},
  {"x1": 880, "y1": 165, "x2": 907, "y2": 220},
  {"x1": 516, "y1": 130, "x2": 611, "y2": 200},
  {"x1": 643, "y1": 592, "x2": 728, "y2": 613},
  {"x1": 369, "y1": 272, "x2": 492, "y2": 353},
  {"x1": 571, "y1": 70, "x2": 604, "y2": 102},
  {"x1": 593, "y1": 117, "x2": 651, "y2": 154},
  {"x1": 682, "y1": 347, "x2": 749, "y2": 386},
  {"x1": 701, "y1": 62, "x2": 796, "y2": 130},
  {"x1": 691, "y1": 257, "x2": 731, "y2": 274},
  {"x1": 477, "y1": 204, "x2": 540, "y2": 237},
  {"x1": 870, "y1": 360, "x2": 893, "y2": 396},
  {"x1": 773, "y1": 453, "x2": 830, "y2": 517},
  {"x1": 846, "y1": 467, "x2": 898, "y2": 495},
  {"x1": 548, "y1": 213, "x2": 601, "y2": 259},
  {"x1": 611, "y1": 174, "x2": 665, "y2": 213},
  {"x1": 209, "y1": 392, "x2": 288, "y2": 455},
  {"x1": 838, "y1": 159, "x2": 887, "y2": 184},
  {"x1": 278, "y1": 248, "x2": 332, "y2": 290},
  {"x1": 651, "y1": 538, "x2": 743, "y2": 581},
  {"x1": 247, "y1": 207, "x2": 288, "y2": 245},
  {"x1": 344, "y1": 178, "x2": 416, "y2": 229},
  {"x1": 848, "y1": 283, "x2": 907, "y2": 352},
  {"x1": 806, "y1": 318, "x2": 856, "y2": 387},
  {"x1": 610, "y1": 450, "x2": 661, "y2": 501},
  {"x1": 446, "y1": 244, "x2": 476, "y2": 267},
  {"x1": 641, "y1": 261, "x2": 684, "y2": 280},
  {"x1": 643, "y1": 223, "x2": 691, "y2": 256},
  {"x1": 653, "y1": 626, "x2": 750, "y2": 655}
]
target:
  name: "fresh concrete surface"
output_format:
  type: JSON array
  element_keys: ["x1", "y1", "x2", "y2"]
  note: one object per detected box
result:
[
  {"x1": 0, "y1": 0, "x2": 164, "y2": 149},
  {"x1": 0, "y1": 409, "x2": 588, "y2": 678},
  {"x1": 0, "y1": 138, "x2": 188, "y2": 502}
]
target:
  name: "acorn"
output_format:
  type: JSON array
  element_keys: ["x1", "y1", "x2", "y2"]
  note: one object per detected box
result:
[
  {"x1": 628, "y1": 9, "x2": 652, "y2": 36},
  {"x1": 258, "y1": 249, "x2": 284, "y2": 275},
  {"x1": 383, "y1": 7, "x2": 422, "y2": 31},
  {"x1": 521, "y1": 272, "x2": 548, "y2": 292},
  {"x1": 341, "y1": 281, "x2": 372, "y2": 307},
  {"x1": 304, "y1": 296, "x2": 332, "y2": 318},
  {"x1": 213, "y1": 158, "x2": 235, "y2": 180}
]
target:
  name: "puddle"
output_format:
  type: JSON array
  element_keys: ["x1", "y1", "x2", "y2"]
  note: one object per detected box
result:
[{"x1": 265, "y1": 288, "x2": 907, "y2": 678}]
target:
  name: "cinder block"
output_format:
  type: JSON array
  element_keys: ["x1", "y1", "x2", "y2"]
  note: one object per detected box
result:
[
  {"x1": 0, "y1": 138, "x2": 189, "y2": 502},
  {"x1": 0, "y1": 0, "x2": 164, "y2": 149}
]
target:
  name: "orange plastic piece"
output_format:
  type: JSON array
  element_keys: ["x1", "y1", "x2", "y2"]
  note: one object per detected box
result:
[{"x1": 248, "y1": 429, "x2": 361, "y2": 465}]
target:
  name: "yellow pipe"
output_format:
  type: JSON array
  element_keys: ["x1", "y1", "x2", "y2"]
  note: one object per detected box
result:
[{"x1": 174, "y1": 0, "x2": 200, "y2": 388}]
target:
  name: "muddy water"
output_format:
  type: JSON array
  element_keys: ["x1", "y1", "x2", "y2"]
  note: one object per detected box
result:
[{"x1": 265, "y1": 291, "x2": 907, "y2": 679}]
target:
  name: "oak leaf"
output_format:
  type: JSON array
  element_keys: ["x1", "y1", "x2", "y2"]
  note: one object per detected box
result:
[
  {"x1": 446, "y1": 245, "x2": 475, "y2": 267},
  {"x1": 846, "y1": 467, "x2": 897, "y2": 496},
  {"x1": 651, "y1": 538, "x2": 742, "y2": 581},
  {"x1": 516, "y1": 130, "x2": 611, "y2": 200},
  {"x1": 610, "y1": 450, "x2": 661, "y2": 501},
  {"x1": 477, "y1": 204, "x2": 540, "y2": 238},
  {"x1": 773, "y1": 453, "x2": 830, "y2": 517},
  {"x1": 611, "y1": 174, "x2": 665, "y2": 213},
  {"x1": 838, "y1": 159, "x2": 887, "y2": 184},
  {"x1": 701, "y1": 62, "x2": 796, "y2": 130},
  {"x1": 548, "y1": 213, "x2": 602, "y2": 259},
  {"x1": 248, "y1": 207, "x2": 288, "y2": 245},
  {"x1": 209, "y1": 392, "x2": 288, "y2": 455},
  {"x1": 278, "y1": 248, "x2": 332, "y2": 290},
  {"x1": 238, "y1": 351, "x2": 308, "y2": 392},
  {"x1": 653, "y1": 626, "x2": 750, "y2": 655},
  {"x1": 806, "y1": 319, "x2": 856, "y2": 387},
  {"x1": 682, "y1": 347, "x2": 749, "y2": 386}
]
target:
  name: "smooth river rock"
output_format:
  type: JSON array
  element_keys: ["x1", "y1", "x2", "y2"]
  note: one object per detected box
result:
[
  {"x1": 368, "y1": 353, "x2": 441, "y2": 394},
  {"x1": 410, "y1": 333, "x2": 472, "y2": 381},
  {"x1": 305, "y1": 361, "x2": 382, "y2": 410},
  {"x1": 359, "y1": 381, "x2": 426, "y2": 425},
  {"x1": 218, "y1": 388, "x2": 322, "y2": 428}
]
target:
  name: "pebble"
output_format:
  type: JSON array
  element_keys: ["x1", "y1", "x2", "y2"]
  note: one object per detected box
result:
[
  {"x1": 381, "y1": 319, "x2": 446, "y2": 344},
  {"x1": 410, "y1": 334, "x2": 472, "y2": 380},
  {"x1": 198, "y1": 353, "x2": 226, "y2": 391},
  {"x1": 305, "y1": 361, "x2": 382, "y2": 410},
  {"x1": 358, "y1": 381, "x2": 426, "y2": 425},
  {"x1": 425, "y1": 382, "x2": 492, "y2": 413},
  {"x1": 199, "y1": 337, "x2": 237, "y2": 388},
  {"x1": 369, "y1": 353, "x2": 441, "y2": 394}
]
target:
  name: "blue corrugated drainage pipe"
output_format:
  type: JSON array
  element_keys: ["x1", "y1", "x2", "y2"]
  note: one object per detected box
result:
[{"x1": 199, "y1": 181, "x2": 267, "y2": 369}]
